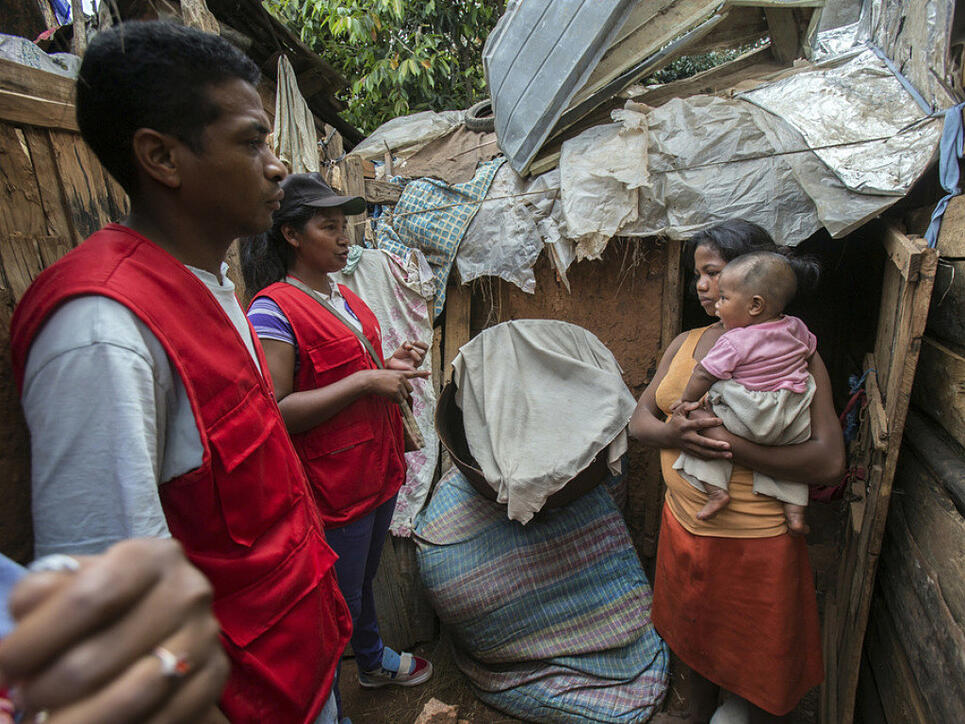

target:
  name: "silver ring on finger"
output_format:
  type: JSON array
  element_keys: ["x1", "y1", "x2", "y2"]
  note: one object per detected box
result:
[
  {"x1": 28, "y1": 554, "x2": 81, "y2": 573},
  {"x1": 153, "y1": 646, "x2": 192, "y2": 679}
]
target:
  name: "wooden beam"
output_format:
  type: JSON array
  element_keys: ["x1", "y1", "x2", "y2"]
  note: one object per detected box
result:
[
  {"x1": 336, "y1": 155, "x2": 366, "y2": 245},
  {"x1": 71, "y1": 0, "x2": 87, "y2": 56},
  {"x1": 862, "y1": 598, "x2": 932, "y2": 723},
  {"x1": 569, "y1": 0, "x2": 723, "y2": 109},
  {"x1": 0, "y1": 125, "x2": 48, "y2": 239},
  {"x1": 764, "y1": 7, "x2": 802, "y2": 64},
  {"x1": 0, "y1": 235, "x2": 46, "y2": 301},
  {"x1": 22, "y1": 128, "x2": 75, "y2": 242},
  {"x1": 0, "y1": 88, "x2": 78, "y2": 132},
  {"x1": 883, "y1": 225, "x2": 924, "y2": 281},
  {"x1": 660, "y1": 238, "x2": 683, "y2": 351},
  {"x1": 442, "y1": 281, "x2": 471, "y2": 385},
  {"x1": 903, "y1": 408, "x2": 965, "y2": 514},
  {"x1": 877, "y1": 502, "x2": 965, "y2": 723},
  {"x1": 864, "y1": 354, "x2": 888, "y2": 451},
  {"x1": 823, "y1": 226, "x2": 939, "y2": 724},
  {"x1": 0, "y1": 57, "x2": 75, "y2": 105},
  {"x1": 725, "y1": 0, "x2": 824, "y2": 6},
  {"x1": 895, "y1": 419, "x2": 965, "y2": 622},
  {"x1": 686, "y1": 6, "x2": 768, "y2": 54},
  {"x1": 910, "y1": 336, "x2": 965, "y2": 451},
  {"x1": 363, "y1": 179, "x2": 402, "y2": 205}
]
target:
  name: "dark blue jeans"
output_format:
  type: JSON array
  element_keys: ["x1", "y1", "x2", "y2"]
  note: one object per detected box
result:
[{"x1": 326, "y1": 494, "x2": 397, "y2": 714}]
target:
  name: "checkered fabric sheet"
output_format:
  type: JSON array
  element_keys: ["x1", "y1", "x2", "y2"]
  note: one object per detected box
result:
[{"x1": 377, "y1": 158, "x2": 506, "y2": 318}]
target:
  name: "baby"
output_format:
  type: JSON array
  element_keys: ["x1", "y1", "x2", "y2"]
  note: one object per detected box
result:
[{"x1": 672, "y1": 251, "x2": 817, "y2": 535}]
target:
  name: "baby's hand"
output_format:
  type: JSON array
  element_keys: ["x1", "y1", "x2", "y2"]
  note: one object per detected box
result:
[{"x1": 669, "y1": 398, "x2": 685, "y2": 412}]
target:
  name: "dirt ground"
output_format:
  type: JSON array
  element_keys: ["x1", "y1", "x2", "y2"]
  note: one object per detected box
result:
[
  {"x1": 339, "y1": 635, "x2": 818, "y2": 724},
  {"x1": 338, "y1": 634, "x2": 520, "y2": 723}
]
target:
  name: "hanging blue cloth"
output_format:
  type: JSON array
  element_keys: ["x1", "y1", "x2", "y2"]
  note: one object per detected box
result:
[
  {"x1": 50, "y1": 0, "x2": 71, "y2": 26},
  {"x1": 925, "y1": 102, "x2": 965, "y2": 248}
]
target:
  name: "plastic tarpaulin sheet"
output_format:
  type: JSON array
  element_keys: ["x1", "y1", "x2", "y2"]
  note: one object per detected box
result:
[
  {"x1": 455, "y1": 163, "x2": 550, "y2": 293},
  {"x1": 554, "y1": 46, "x2": 944, "y2": 252},
  {"x1": 395, "y1": 126, "x2": 500, "y2": 186},
  {"x1": 451, "y1": 320, "x2": 635, "y2": 524},
  {"x1": 0, "y1": 34, "x2": 78, "y2": 77},
  {"x1": 559, "y1": 97, "x2": 821, "y2": 255},
  {"x1": 350, "y1": 110, "x2": 466, "y2": 161},
  {"x1": 740, "y1": 49, "x2": 942, "y2": 196}
]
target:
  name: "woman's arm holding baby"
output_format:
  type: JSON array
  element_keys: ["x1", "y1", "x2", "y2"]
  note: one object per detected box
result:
[
  {"x1": 629, "y1": 332, "x2": 732, "y2": 460},
  {"x1": 699, "y1": 351, "x2": 845, "y2": 485}
]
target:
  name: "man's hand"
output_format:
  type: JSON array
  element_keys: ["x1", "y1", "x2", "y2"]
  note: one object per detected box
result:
[{"x1": 0, "y1": 538, "x2": 229, "y2": 724}]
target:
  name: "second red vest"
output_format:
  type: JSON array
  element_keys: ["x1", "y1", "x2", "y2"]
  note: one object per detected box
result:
[{"x1": 253, "y1": 281, "x2": 405, "y2": 527}]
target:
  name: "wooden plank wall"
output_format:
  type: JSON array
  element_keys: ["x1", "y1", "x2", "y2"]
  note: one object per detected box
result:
[
  {"x1": 856, "y1": 195, "x2": 965, "y2": 720},
  {"x1": 0, "y1": 58, "x2": 128, "y2": 563}
]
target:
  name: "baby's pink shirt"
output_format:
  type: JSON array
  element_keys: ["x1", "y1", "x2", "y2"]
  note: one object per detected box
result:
[{"x1": 700, "y1": 315, "x2": 816, "y2": 393}]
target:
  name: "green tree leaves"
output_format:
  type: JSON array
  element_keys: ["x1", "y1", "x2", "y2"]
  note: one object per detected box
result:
[{"x1": 266, "y1": 0, "x2": 502, "y2": 134}]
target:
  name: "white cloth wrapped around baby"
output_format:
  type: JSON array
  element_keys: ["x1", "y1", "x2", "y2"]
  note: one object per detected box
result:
[{"x1": 672, "y1": 376, "x2": 815, "y2": 506}]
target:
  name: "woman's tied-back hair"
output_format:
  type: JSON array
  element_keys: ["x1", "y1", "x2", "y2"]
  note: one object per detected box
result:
[
  {"x1": 240, "y1": 205, "x2": 316, "y2": 296},
  {"x1": 684, "y1": 219, "x2": 777, "y2": 266},
  {"x1": 76, "y1": 21, "x2": 259, "y2": 195},
  {"x1": 685, "y1": 219, "x2": 821, "y2": 301}
]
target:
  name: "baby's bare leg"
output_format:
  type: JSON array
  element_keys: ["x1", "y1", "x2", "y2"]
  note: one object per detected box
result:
[
  {"x1": 696, "y1": 486, "x2": 730, "y2": 520},
  {"x1": 783, "y1": 502, "x2": 809, "y2": 536}
]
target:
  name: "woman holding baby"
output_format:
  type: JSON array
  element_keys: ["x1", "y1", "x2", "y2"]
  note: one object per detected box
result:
[{"x1": 629, "y1": 220, "x2": 845, "y2": 722}]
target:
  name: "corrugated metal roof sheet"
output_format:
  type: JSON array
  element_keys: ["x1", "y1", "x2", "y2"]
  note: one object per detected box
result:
[
  {"x1": 484, "y1": 1, "x2": 826, "y2": 174},
  {"x1": 482, "y1": 0, "x2": 636, "y2": 175}
]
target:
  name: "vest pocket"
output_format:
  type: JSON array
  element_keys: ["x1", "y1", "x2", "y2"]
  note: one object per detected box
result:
[
  {"x1": 299, "y1": 418, "x2": 375, "y2": 459},
  {"x1": 208, "y1": 387, "x2": 297, "y2": 546},
  {"x1": 306, "y1": 336, "x2": 369, "y2": 388},
  {"x1": 215, "y1": 528, "x2": 348, "y2": 713}
]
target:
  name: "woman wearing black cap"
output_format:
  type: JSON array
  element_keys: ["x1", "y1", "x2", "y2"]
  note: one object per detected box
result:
[{"x1": 241, "y1": 173, "x2": 433, "y2": 719}]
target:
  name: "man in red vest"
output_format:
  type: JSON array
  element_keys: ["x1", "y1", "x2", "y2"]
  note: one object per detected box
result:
[{"x1": 10, "y1": 21, "x2": 351, "y2": 723}]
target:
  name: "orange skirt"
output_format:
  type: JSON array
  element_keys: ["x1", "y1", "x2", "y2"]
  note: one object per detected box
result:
[{"x1": 653, "y1": 505, "x2": 823, "y2": 716}]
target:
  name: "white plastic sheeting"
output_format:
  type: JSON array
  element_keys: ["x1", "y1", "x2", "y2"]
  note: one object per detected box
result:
[
  {"x1": 350, "y1": 110, "x2": 466, "y2": 161},
  {"x1": 456, "y1": 163, "x2": 546, "y2": 293},
  {"x1": 558, "y1": 97, "x2": 821, "y2": 254},
  {"x1": 741, "y1": 50, "x2": 941, "y2": 196},
  {"x1": 559, "y1": 105, "x2": 651, "y2": 257},
  {"x1": 0, "y1": 34, "x2": 79, "y2": 77},
  {"x1": 549, "y1": 43, "x2": 945, "y2": 252}
]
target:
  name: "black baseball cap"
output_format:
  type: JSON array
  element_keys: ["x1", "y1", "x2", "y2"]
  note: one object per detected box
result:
[{"x1": 279, "y1": 172, "x2": 366, "y2": 216}]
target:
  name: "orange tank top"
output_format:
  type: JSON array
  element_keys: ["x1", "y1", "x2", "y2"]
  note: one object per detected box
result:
[{"x1": 655, "y1": 326, "x2": 788, "y2": 538}]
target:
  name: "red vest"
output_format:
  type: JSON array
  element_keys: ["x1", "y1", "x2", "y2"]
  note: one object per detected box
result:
[
  {"x1": 253, "y1": 281, "x2": 405, "y2": 527},
  {"x1": 10, "y1": 225, "x2": 351, "y2": 723}
]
